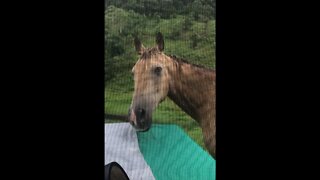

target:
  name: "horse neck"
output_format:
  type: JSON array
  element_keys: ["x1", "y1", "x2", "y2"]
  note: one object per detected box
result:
[{"x1": 166, "y1": 57, "x2": 215, "y2": 123}]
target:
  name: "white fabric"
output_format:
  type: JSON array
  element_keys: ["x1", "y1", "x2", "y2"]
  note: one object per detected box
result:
[{"x1": 105, "y1": 123, "x2": 155, "y2": 180}]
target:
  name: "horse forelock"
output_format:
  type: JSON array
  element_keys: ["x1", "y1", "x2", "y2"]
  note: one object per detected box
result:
[{"x1": 140, "y1": 47, "x2": 161, "y2": 60}]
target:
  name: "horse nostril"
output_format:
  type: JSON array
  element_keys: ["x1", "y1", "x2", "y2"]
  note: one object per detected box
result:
[{"x1": 137, "y1": 108, "x2": 146, "y2": 118}]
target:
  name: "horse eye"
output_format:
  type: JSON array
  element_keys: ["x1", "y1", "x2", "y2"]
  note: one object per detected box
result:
[{"x1": 154, "y1": 67, "x2": 162, "y2": 75}]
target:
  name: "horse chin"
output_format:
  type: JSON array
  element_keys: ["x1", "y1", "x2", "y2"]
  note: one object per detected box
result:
[
  {"x1": 135, "y1": 125, "x2": 151, "y2": 132},
  {"x1": 134, "y1": 117, "x2": 152, "y2": 132},
  {"x1": 133, "y1": 124, "x2": 151, "y2": 132}
]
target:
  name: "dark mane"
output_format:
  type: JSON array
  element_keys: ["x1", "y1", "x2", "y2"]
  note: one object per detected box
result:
[
  {"x1": 168, "y1": 54, "x2": 215, "y2": 72},
  {"x1": 139, "y1": 48, "x2": 215, "y2": 72},
  {"x1": 140, "y1": 47, "x2": 159, "y2": 59}
]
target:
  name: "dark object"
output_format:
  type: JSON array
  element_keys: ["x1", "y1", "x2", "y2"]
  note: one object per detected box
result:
[
  {"x1": 105, "y1": 162, "x2": 130, "y2": 180},
  {"x1": 105, "y1": 113, "x2": 128, "y2": 122}
]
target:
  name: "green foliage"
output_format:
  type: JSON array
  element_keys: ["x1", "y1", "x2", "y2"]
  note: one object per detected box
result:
[
  {"x1": 183, "y1": 16, "x2": 193, "y2": 31},
  {"x1": 106, "y1": 0, "x2": 215, "y2": 20}
]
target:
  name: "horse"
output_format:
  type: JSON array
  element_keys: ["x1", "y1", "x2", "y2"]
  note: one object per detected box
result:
[{"x1": 128, "y1": 32, "x2": 216, "y2": 158}]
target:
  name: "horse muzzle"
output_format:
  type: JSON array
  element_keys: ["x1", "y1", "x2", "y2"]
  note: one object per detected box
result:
[{"x1": 128, "y1": 107, "x2": 151, "y2": 131}]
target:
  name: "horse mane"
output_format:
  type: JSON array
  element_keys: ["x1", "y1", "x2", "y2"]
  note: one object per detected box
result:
[
  {"x1": 168, "y1": 54, "x2": 215, "y2": 72},
  {"x1": 139, "y1": 48, "x2": 215, "y2": 72},
  {"x1": 140, "y1": 48, "x2": 159, "y2": 59}
]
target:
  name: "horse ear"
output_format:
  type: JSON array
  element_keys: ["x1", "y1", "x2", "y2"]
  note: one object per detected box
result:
[
  {"x1": 156, "y1": 32, "x2": 164, "y2": 51},
  {"x1": 134, "y1": 36, "x2": 144, "y2": 55}
]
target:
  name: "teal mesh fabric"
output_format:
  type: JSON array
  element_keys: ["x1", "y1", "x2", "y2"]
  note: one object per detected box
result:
[{"x1": 137, "y1": 124, "x2": 215, "y2": 180}]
